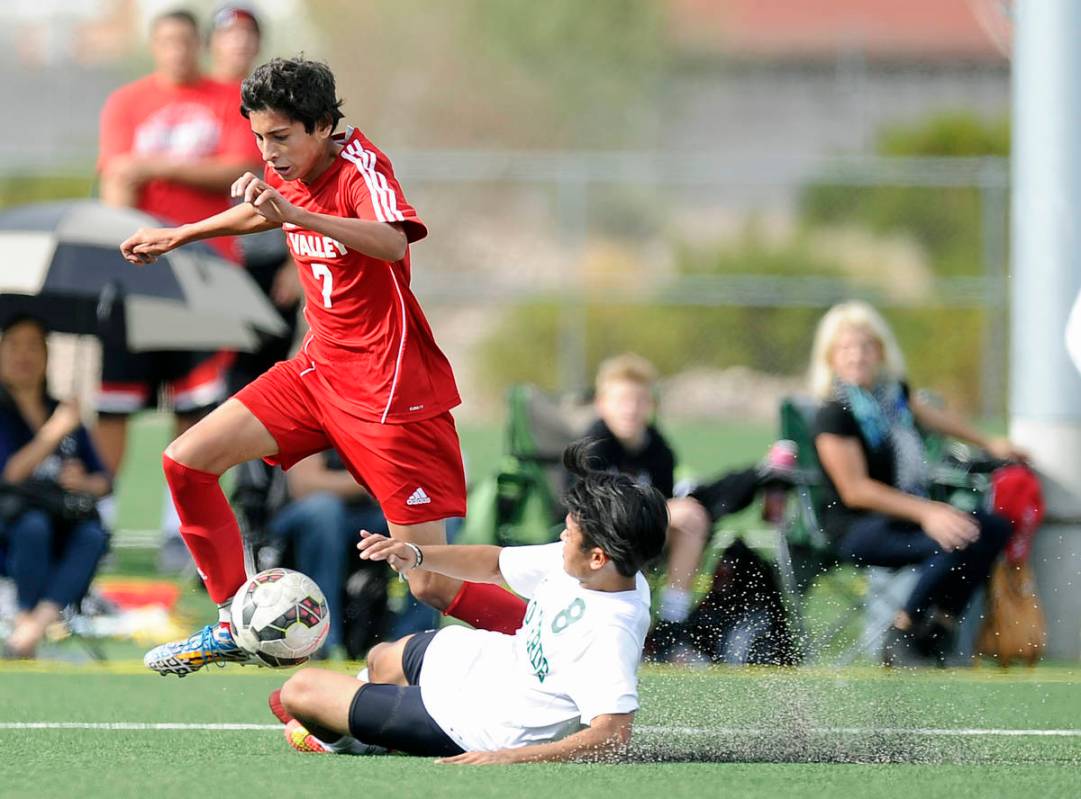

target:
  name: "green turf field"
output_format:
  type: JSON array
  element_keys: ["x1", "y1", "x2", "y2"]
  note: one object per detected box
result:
[
  {"x1": 49, "y1": 413, "x2": 1058, "y2": 799},
  {"x1": 1, "y1": 662, "x2": 1078, "y2": 799}
]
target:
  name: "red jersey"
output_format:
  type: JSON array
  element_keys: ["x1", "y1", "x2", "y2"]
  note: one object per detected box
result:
[
  {"x1": 266, "y1": 126, "x2": 460, "y2": 424},
  {"x1": 99, "y1": 74, "x2": 259, "y2": 261}
]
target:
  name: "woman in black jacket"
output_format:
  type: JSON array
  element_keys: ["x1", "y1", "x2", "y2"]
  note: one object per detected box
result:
[{"x1": 809, "y1": 301, "x2": 1025, "y2": 665}]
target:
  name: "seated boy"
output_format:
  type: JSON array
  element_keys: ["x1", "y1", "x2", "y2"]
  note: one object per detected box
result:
[
  {"x1": 581, "y1": 353, "x2": 794, "y2": 651},
  {"x1": 270, "y1": 442, "x2": 668, "y2": 763}
]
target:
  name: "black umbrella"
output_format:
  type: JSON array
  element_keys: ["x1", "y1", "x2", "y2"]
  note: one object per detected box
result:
[{"x1": 0, "y1": 200, "x2": 286, "y2": 351}]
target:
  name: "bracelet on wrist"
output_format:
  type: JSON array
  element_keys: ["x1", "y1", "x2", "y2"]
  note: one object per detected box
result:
[{"x1": 403, "y1": 542, "x2": 424, "y2": 570}]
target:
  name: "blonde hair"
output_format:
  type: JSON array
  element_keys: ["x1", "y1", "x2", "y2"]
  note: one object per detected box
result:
[
  {"x1": 808, "y1": 301, "x2": 906, "y2": 399},
  {"x1": 595, "y1": 352, "x2": 658, "y2": 395}
]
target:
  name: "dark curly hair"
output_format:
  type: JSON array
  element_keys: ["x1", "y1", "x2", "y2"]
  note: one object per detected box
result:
[
  {"x1": 562, "y1": 440, "x2": 668, "y2": 577},
  {"x1": 241, "y1": 57, "x2": 345, "y2": 134}
]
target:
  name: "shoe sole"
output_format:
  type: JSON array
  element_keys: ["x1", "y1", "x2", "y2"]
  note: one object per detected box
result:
[
  {"x1": 145, "y1": 648, "x2": 254, "y2": 677},
  {"x1": 285, "y1": 721, "x2": 328, "y2": 753},
  {"x1": 145, "y1": 654, "x2": 201, "y2": 677},
  {"x1": 268, "y1": 689, "x2": 293, "y2": 724}
]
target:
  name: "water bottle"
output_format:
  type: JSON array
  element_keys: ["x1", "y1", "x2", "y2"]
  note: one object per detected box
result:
[{"x1": 761, "y1": 440, "x2": 798, "y2": 524}]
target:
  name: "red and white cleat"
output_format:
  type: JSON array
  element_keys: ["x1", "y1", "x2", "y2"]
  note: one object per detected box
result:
[
  {"x1": 268, "y1": 689, "x2": 293, "y2": 725},
  {"x1": 284, "y1": 720, "x2": 332, "y2": 753}
]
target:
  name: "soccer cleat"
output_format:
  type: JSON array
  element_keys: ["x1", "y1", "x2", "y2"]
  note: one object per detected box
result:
[
  {"x1": 143, "y1": 623, "x2": 255, "y2": 677},
  {"x1": 284, "y1": 719, "x2": 390, "y2": 756},
  {"x1": 285, "y1": 720, "x2": 332, "y2": 753},
  {"x1": 268, "y1": 689, "x2": 294, "y2": 725}
]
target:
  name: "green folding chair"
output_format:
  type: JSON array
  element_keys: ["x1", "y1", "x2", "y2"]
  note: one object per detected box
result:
[
  {"x1": 458, "y1": 384, "x2": 594, "y2": 548},
  {"x1": 773, "y1": 393, "x2": 995, "y2": 664}
]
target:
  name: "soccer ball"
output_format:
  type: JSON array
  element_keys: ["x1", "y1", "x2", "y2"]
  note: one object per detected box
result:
[{"x1": 230, "y1": 568, "x2": 330, "y2": 667}]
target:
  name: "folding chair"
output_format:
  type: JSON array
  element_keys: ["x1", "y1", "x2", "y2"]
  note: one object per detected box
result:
[
  {"x1": 773, "y1": 394, "x2": 995, "y2": 665},
  {"x1": 0, "y1": 564, "x2": 111, "y2": 662},
  {"x1": 772, "y1": 395, "x2": 868, "y2": 663},
  {"x1": 459, "y1": 384, "x2": 594, "y2": 547}
]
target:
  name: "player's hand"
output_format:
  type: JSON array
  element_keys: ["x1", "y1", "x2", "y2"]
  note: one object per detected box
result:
[
  {"x1": 436, "y1": 749, "x2": 520, "y2": 765},
  {"x1": 919, "y1": 501, "x2": 980, "y2": 552},
  {"x1": 120, "y1": 226, "x2": 180, "y2": 265},
  {"x1": 232, "y1": 171, "x2": 296, "y2": 225},
  {"x1": 356, "y1": 530, "x2": 417, "y2": 572}
]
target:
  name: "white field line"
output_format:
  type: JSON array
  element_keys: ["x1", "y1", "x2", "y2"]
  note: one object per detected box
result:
[
  {"x1": 0, "y1": 723, "x2": 281, "y2": 730},
  {"x1": 0, "y1": 722, "x2": 1079, "y2": 737}
]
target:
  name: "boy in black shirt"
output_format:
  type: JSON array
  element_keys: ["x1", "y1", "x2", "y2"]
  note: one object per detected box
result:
[{"x1": 580, "y1": 354, "x2": 792, "y2": 655}]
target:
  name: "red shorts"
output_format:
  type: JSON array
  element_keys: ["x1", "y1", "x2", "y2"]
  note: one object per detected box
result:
[{"x1": 234, "y1": 356, "x2": 466, "y2": 525}]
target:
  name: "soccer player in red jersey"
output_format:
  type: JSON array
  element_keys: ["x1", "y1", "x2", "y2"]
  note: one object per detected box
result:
[{"x1": 122, "y1": 57, "x2": 527, "y2": 675}]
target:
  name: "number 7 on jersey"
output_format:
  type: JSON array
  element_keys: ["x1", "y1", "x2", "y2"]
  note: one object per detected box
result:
[{"x1": 311, "y1": 262, "x2": 333, "y2": 308}]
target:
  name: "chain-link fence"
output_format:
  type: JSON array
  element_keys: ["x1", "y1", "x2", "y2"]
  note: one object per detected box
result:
[
  {"x1": 391, "y1": 151, "x2": 1010, "y2": 421},
  {"x1": 2, "y1": 151, "x2": 1009, "y2": 424}
]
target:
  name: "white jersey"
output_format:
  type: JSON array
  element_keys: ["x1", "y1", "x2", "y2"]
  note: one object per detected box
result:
[{"x1": 418, "y1": 542, "x2": 650, "y2": 752}]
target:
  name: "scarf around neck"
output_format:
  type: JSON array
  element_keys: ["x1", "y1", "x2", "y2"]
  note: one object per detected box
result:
[{"x1": 834, "y1": 378, "x2": 928, "y2": 495}]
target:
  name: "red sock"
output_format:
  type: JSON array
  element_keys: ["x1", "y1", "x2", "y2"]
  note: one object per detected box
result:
[
  {"x1": 162, "y1": 454, "x2": 247, "y2": 605},
  {"x1": 444, "y1": 582, "x2": 527, "y2": 635}
]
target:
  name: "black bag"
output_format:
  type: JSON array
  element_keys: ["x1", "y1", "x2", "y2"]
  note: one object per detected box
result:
[
  {"x1": 0, "y1": 478, "x2": 99, "y2": 525},
  {"x1": 681, "y1": 538, "x2": 798, "y2": 666},
  {"x1": 341, "y1": 562, "x2": 392, "y2": 660}
]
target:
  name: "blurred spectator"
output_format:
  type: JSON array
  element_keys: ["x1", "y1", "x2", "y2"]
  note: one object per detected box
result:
[
  {"x1": 96, "y1": 8, "x2": 261, "y2": 570},
  {"x1": 0, "y1": 315, "x2": 110, "y2": 658},
  {"x1": 266, "y1": 450, "x2": 390, "y2": 656},
  {"x1": 207, "y1": 4, "x2": 261, "y2": 85},
  {"x1": 578, "y1": 353, "x2": 793, "y2": 658},
  {"x1": 809, "y1": 301, "x2": 1027, "y2": 666},
  {"x1": 206, "y1": 3, "x2": 302, "y2": 396}
]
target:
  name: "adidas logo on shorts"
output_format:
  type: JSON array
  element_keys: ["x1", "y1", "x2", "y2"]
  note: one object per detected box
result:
[{"x1": 406, "y1": 487, "x2": 432, "y2": 506}]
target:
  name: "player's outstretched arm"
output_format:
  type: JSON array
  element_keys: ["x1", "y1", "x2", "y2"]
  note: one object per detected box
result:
[
  {"x1": 293, "y1": 211, "x2": 408, "y2": 263},
  {"x1": 437, "y1": 713, "x2": 635, "y2": 765},
  {"x1": 120, "y1": 203, "x2": 276, "y2": 265},
  {"x1": 232, "y1": 171, "x2": 408, "y2": 261},
  {"x1": 357, "y1": 531, "x2": 503, "y2": 585}
]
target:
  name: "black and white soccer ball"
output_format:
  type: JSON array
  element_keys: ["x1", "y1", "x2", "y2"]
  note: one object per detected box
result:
[{"x1": 230, "y1": 568, "x2": 330, "y2": 667}]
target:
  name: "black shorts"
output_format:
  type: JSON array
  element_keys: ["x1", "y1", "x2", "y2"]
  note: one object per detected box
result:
[
  {"x1": 97, "y1": 346, "x2": 233, "y2": 417},
  {"x1": 347, "y1": 630, "x2": 464, "y2": 757}
]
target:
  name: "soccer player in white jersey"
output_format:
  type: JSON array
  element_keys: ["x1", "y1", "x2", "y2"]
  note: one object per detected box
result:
[{"x1": 268, "y1": 442, "x2": 668, "y2": 763}]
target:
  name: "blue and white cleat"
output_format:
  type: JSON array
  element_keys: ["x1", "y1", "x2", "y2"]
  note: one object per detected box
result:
[{"x1": 143, "y1": 624, "x2": 255, "y2": 677}]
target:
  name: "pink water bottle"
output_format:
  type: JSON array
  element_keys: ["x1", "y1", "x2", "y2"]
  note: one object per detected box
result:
[{"x1": 761, "y1": 439, "x2": 798, "y2": 524}]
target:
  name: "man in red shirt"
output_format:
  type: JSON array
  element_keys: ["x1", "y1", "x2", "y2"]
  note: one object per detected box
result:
[
  {"x1": 97, "y1": 10, "x2": 261, "y2": 565},
  {"x1": 121, "y1": 57, "x2": 527, "y2": 675},
  {"x1": 99, "y1": 9, "x2": 258, "y2": 260}
]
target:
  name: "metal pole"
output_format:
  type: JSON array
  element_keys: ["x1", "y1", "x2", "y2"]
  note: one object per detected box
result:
[
  {"x1": 1011, "y1": 0, "x2": 1081, "y2": 660},
  {"x1": 979, "y1": 169, "x2": 1009, "y2": 420}
]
